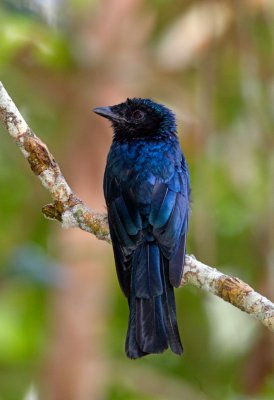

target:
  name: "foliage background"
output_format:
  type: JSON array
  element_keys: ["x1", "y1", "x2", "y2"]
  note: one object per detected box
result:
[{"x1": 0, "y1": 0, "x2": 273, "y2": 399}]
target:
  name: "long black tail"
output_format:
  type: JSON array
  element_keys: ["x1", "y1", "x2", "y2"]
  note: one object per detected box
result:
[{"x1": 125, "y1": 242, "x2": 183, "y2": 359}]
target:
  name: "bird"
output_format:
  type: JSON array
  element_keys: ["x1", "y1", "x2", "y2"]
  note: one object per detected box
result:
[{"x1": 93, "y1": 98, "x2": 190, "y2": 359}]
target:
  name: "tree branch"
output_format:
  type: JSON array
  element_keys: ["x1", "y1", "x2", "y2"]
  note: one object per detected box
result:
[
  {"x1": 0, "y1": 81, "x2": 273, "y2": 333},
  {"x1": 0, "y1": 82, "x2": 110, "y2": 243}
]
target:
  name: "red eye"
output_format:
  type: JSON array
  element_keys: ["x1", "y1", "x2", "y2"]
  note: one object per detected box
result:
[{"x1": 132, "y1": 110, "x2": 144, "y2": 120}]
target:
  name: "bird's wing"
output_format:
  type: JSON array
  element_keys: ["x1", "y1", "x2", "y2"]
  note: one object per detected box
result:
[
  {"x1": 149, "y1": 162, "x2": 190, "y2": 288},
  {"x1": 104, "y1": 149, "x2": 190, "y2": 293},
  {"x1": 104, "y1": 168, "x2": 142, "y2": 297}
]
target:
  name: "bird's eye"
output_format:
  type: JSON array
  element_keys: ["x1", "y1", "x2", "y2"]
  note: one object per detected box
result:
[{"x1": 132, "y1": 110, "x2": 144, "y2": 120}]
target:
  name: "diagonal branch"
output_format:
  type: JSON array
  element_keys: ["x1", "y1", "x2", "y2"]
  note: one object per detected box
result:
[
  {"x1": 0, "y1": 81, "x2": 273, "y2": 333},
  {"x1": 0, "y1": 82, "x2": 110, "y2": 243}
]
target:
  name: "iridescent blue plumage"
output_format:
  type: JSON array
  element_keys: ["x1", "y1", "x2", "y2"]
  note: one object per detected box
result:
[{"x1": 94, "y1": 98, "x2": 190, "y2": 359}]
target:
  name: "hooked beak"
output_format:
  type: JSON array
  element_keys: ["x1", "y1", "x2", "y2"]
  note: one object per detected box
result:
[{"x1": 93, "y1": 106, "x2": 122, "y2": 122}]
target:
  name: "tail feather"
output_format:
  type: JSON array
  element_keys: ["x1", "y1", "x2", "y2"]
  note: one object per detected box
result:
[
  {"x1": 134, "y1": 243, "x2": 163, "y2": 298},
  {"x1": 136, "y1": 297, "x2": 168, "y2": 353},
  {"x1": 126, "y1": 295, "x2": 147, "y2": 359},
  {"x1": 161, "y1": 255, "x2": 183, "y2": 355},
  {"x1": 125, "y1": 242, "x2": 183, "y2": 359}
]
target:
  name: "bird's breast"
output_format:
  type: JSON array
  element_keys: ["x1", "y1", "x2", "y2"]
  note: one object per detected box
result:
[
  {"x1": 115, "y1": 140, "x2": 180, "y2": 179},
  {"x1": 107, "y1": 139, "x2": 182, "y2": 209}
]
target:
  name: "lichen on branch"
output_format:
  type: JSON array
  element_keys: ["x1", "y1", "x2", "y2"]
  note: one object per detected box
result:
[
  {"x1": 0, "y1": 82, "x2": 110, "y2": 242},
  {"x1": 0, "y1": 81, "x2": 273, "y2": 332},
  {"x1": 183, "y1": 256, "x2": 274, "y2": 332}
]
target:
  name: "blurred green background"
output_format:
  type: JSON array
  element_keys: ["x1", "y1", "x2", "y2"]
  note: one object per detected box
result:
[{"x1": 0, "y1": 0, "x2": 274, "y2": 399}]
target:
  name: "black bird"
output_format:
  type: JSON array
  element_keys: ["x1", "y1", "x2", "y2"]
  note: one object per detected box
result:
[{"x1": 94, "y1": 98, "x2": 190, "y2": 358}]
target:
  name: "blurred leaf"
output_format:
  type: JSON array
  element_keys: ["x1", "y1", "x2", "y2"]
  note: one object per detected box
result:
[
  {"x1": 0, "y1": 12, "x2": 74, "y2": 69},
  {"x1": 5, "y1": 244, "x2": 66, "y2": 287}
]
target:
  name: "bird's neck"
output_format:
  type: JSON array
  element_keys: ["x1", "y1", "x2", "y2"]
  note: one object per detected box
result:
[{"x1": 113, "y1": 129, "x2": 178, "y2": 144}]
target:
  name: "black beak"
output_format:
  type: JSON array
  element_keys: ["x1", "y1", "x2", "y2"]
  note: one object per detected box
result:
[{"x1": 93, "y1": 106, "x2": 121, "y2": 122}]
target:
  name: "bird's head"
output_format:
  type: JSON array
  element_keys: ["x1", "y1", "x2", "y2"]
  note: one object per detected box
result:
[{"x1": 93, "y1": 98, "x2": 177, "y2": 141}]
